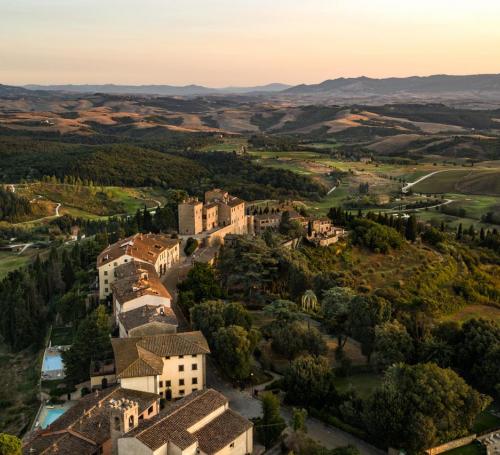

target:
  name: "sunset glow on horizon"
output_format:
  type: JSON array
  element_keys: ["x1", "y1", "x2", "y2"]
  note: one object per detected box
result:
[{"x1": 1, "y1": 0, "x2": 500, "y2": 86}]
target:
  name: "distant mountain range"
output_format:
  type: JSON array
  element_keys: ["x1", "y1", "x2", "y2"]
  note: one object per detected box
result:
[
  {"x1": 283, "y1": 74, "x2": 500, "y2": 96},
  {"x1": 23, "y1": 82, "x2": 291, "y2": 96},
  {"x1": 1, "y1": 74, "x2": 500, "y2": 107}
]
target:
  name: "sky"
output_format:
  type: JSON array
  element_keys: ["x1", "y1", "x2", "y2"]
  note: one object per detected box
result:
[{"x1": 1, "y1": 0, "x2": 500, "y2": 86}]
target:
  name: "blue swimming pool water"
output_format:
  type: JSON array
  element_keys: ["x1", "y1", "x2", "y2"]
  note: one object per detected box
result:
[
  {"x1": 41, "y1": 408, "x2": 66, "y2": 429},
  {"x1": 42, "y1": 353, "x2": 63, "y2": 372}
]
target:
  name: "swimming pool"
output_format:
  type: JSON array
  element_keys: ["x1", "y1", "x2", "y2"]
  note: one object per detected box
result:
[
  {"x1": 40, "y1": 408, "x2": 66, "y2": 429},
  {"x1": 42, "y1": 353, "x2": 63, "y2": 372}
]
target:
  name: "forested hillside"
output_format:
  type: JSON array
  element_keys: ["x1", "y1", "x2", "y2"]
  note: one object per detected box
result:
[
  {"x1": 0, "y1": 188, "x2": 33, "y2": 222},
  {"x1": 0, "y1": 137, "x2": 325, "y2": 200}
]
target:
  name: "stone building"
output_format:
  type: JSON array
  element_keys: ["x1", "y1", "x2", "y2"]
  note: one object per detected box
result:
[{"x1": 178, "y1": 189, "x2": 251, "y2": 242}]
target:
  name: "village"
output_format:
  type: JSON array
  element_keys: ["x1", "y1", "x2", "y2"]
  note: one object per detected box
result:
[{"x1": 22, "y1": 189, "x2": 349, "y2": 455}]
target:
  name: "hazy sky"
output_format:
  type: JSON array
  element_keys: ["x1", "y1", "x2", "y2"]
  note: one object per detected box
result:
[{"x1": 1, "y1": 0, "x2": 500, "y2": 86}]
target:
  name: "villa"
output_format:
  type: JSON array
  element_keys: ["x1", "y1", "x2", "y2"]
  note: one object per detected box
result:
[
  {"x1": 110, "y1": 332, "x2": 210, "y2": 400},
  {"x1": 97, "y1": 234, "x2": 180, "y2": 300},
  {"x1": 118, "y1": 389, "x2": 253, "y2": 455},
  {"x1": 23, "y1": 386, "x2": 160, "y2": 455}
]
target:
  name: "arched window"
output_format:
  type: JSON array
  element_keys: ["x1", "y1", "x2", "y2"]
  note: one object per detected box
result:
[
  {"x1": 128, "y1": 415, "x2": 135, "y2": 429},
  {"x1": 113, "y1": 416, "x2": 120, "y2": 431}
]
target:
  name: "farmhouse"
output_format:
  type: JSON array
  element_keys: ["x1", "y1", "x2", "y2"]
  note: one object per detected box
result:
[
  {"x1": 111, "y1": 332, "x2": 210, "y2": 400},
  {"x1": 118, "y1": 389, "x2": 253, "y2": 455},
  {"x1": 178, "y1": 189, "x2": 252, "y2": 243},
  {"x1": 97, "y1": 234, "x2": 180, "y2": 300},
  {"x1": 23, "y1": 386, "x2": 160, "y2": 455}
]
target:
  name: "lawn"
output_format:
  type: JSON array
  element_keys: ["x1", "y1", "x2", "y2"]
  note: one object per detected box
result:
[
  {"x1": 472, "y1": 407, "x2": 500, "y2": 433},
  {"x1": 0, "y1": 251, "x2": 31, "y2": 280},
  {"x1": 332, "y1": 373, "x2": 382, "y2": 399},
  {"x1": 443, "y1": 442, "x2": 485, "y2": 455},
  {"x1": 50, "y1": 326, "x2": 74, "y2": 346}
]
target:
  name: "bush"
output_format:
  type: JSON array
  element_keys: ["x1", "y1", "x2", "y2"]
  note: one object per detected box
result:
[{"x1": 184, "y1": 237, "x2": 199, "y2": 256}]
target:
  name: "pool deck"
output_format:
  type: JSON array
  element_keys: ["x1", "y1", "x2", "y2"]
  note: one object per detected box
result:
[{"x1": 32, "y1": 401, "x2": 76, "y2": 431}]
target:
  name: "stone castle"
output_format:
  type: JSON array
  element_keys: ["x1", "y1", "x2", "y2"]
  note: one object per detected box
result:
[{"x1": 178, "y1": 189, "x2": 253, "y2": 243}]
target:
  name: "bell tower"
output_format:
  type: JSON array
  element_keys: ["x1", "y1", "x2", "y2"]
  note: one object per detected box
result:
[{"x1": 109, "y1": 399, "x2": 139, "y2": 455}]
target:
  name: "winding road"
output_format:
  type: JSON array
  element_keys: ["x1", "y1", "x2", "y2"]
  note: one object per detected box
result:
[{"x1": 401, "y1": 169, "x2": 452, "y2": 193}]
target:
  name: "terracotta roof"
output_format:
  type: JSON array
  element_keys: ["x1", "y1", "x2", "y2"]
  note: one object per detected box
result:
[
  {"x1": 111, "y1": 265, "x2": 171, "y2": 304},
  {"x1": 226, "y1": 196, "x2": 245, "y2": 207},
  {"x1": 97, "y1": 234, "x2": 179, "y2": 268},
  {"x1": 119, "y1": 305, "x2": 178, "y2": 333},
  {"x1": 123, "y1": 389, "x2": 231, "y2": 451},
  {"x1": 23, "y1": 387, "x2": 159, "y2": 455},
  {"x1": 195, "y1": 408, "x2": 253, "y2": 454},
  {"x1": 112, "y1": 332, "x2": 209, "y2": 379},
  {"x1": 114, "y1": 261, "x2": 156, "y2": 280}
]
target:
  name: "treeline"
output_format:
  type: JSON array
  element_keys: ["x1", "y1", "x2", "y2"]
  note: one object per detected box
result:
[
  {"x1": 0, "y1": 239, "x2": 103, "y2": 351},
  {"x1": 0, "y1": 187, "x2": 32, "y2": 222}
]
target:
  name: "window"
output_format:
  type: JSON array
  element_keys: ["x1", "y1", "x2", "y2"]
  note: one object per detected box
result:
[
  {"x1": 192, "y1": 378, "x2": 198, "y2": 385},
  {"x1": 179, "y1": 389, "x2": 185, "y2": 395},
  {"x1": 165, "y1": 356, "x2": 170, "y2": 360},
  {"x1": 166, "y1": 380, "x2": 171, "y2": 387},
  {"x1": 179, "y1": 365, "x2": 184, "y2": 372},
  {"x1": 124, "y1": 259, "x2": 128, "y2": 263},
  {"x1": 159, "y1": 381, "x2": 163, "y2": 388},
  {"x1": 105, "y1": 288, "x2": 109, "y2": 293},
  {"x1": 179, "y1": 379, "x2": 184, "y2": 386},
  {"x1": 178, "y1": 355, "x2": 184, "y2": 359},
  {"x1": 192, "y1": 364, "x2": 198, "y2": 371},
  {"x1": 114, "y1": 262, "x2": 118, "y2": 266},
  {"x1": 230, "y1": 442, "x2": 235, "y2": 449},
  {"x1": 104, "y1": 279, "x2": 108, "y2": 284},
  {"x1": 104, "y1": 271, "x2": 108, "y2": 276},
  {"x1": 160, "y1": 391, "x2": 164, "y2": 397},
  {"x1": 191, "y1": 354, "x2": 197, "y2": 358},
  {"x1": 148, "y1": 406, "x2": 153, "y2": 415}
]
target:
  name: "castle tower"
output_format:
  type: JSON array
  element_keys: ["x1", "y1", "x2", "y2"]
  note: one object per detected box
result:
[
  {"x1": 109, "y1": 399, "x2": 139, "y2": 455},
  {"x1": 178, "y1": 198, "x2": 203, "y2": 235}
]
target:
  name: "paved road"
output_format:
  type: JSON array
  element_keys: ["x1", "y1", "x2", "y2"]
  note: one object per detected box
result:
[{"x1": 402, "y1": 169, "x2": 452, "y2": 193}]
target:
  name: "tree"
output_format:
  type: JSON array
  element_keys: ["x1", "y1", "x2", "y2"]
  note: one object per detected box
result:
[
  {"x1": 256, "y1": 392, "x2": 286, "y2": 449},
  {"x1": 0, "y1": 433, "x2": 21, "y2": 455},
  {"x1": 348, "y1": 295, "x2": 392, "y2": 361},
  {"x1": 213, "y1": 325, "x2": 260, "y2": 381},
  {"x1": 301, "y1": 290, "x2": 319, "y2": 312},
  {"x1": 178, "y1": 262, "x2": 221, "y2": 305},
  {"x1": 291, "y1": 408, "x2": 308, "y2": 433},
  {"x1": 184, "y1": 237, "x2": 198, "y2": 256},
  {"x1": 372, "y1": 320, "x2": 413, "y2": 371},
  {"x1": 321, "y1": 287, "x2": 355, "y2": 348},
  {"x1": 190, "y1": 300, "x2": 225, "y2": 344},
  {"x1": 456, "y1": 223, "x2": 463, "y2": 240},
  {"x1": 62, "y1": 305, "x2": 111, "y2": 385},
  {"x1": 405, "y1": 215, "x2": 417, "y2": 242},
  {"x1": 364, "y1": 363, "x2": 491, "y2": 453},
  {"x1": 271, "y1": 321, "x2": 326, "y2": 361},
  {"x1": 283, "y1": 355, "x2": 337, "y2": 409}
]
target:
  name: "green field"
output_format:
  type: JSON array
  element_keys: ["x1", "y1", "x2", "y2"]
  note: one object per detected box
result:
[
  {"x1": 0, "y1": 251, "x2": 32, "y2": 280},
  {"x1": 413, "y1": 169, "x2": 500, "y2": 195},
  {"x1": 441, "y1": 305, "x2": 500, "y2": 325}
]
